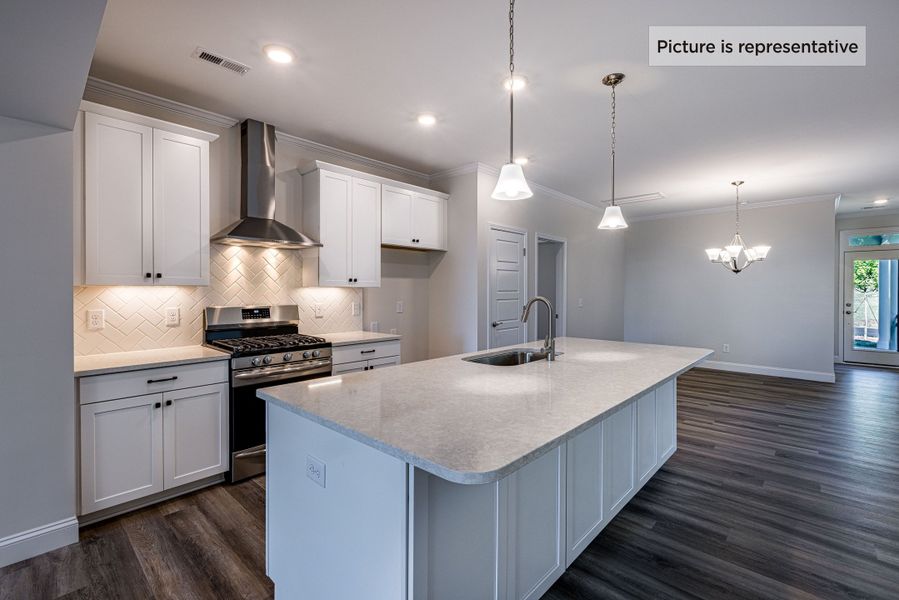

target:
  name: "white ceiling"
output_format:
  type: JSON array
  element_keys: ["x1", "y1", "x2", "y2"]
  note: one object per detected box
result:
[{"x1": 89, "y1": 0, "x2": 899, "y2": 217}]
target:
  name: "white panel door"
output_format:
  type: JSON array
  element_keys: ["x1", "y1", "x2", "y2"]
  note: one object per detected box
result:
[
  {"x1": 80, "y1": 394, "x2": 164, "y2": 514},
  {"x1": 565, "y1": 421, "x2": 604, "y2": 566},
  {"x1": 602, "y1": 402, "x2": 636, "y2": 520},
  {"x1": 412, "y1": 193, "x2": 444, "y2": 250},
  {"x1": 152, "y1": 129, "x2": 210, "y2": 286},
  {"x1": 318, "y1": 170, "x2": 352, "y2": 286},
  {"x1": 381, "y1": 185, "x2": 413, "y2": 246},
  {"x1": 636, "y1": 391, "x2": 658, "y2": 485},
  {"x1": 162, "y1": 383, "x2": 228, "y2": 489},
  {"x1": 489, "y1": 226, "x2": 527, "y2": 348},
  {"x1": 504, "y1": 445, "x2": 565, "y2": 600},
  {"x1": 657, "y1": 380, "x2": 677, "y2": 461},
  {"x1": 84, "y1": 112, "x2": 153, "y2": 285},
  {"x1": 351, "y1": 177, "x2": 381, "y2": 287}
]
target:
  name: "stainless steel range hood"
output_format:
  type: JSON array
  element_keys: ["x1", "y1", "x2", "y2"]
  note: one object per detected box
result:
[{"x1": 211, "y1": 119, "x2": 321, "y2": 249}]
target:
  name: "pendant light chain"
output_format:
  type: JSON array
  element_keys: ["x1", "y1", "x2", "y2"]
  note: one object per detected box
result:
[
  {"x1": 610, "y1": 82, "x2": 617, "y2": 206},
  {"x1": 734, "y1": 182, "x2": 741, "y2": 234},
  {"x1": 508, "y1": 0, "x2": 516, "y2": 163}
]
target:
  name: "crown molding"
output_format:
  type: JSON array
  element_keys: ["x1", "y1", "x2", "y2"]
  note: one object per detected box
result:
[
  {"x1": 84, "y1": 77, "x2": 238, "y2": 128},
  {"x1": 429, "y1": 162, "x2": 485, "y2": 180},
  {"x1": 276, "y1": 131, "x2": 430, "y2": 182},
  {"x1": 629, "y1": 193, "x2": 839, "y2": 223}
]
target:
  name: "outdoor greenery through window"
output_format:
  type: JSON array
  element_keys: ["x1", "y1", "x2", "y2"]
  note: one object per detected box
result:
[{"x1": 853, "y1": 258, "x2": 898, "y2": 351}]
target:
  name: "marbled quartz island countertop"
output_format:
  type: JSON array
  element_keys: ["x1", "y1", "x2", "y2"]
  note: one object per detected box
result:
[
  {"x1": 259, "y1": 338, "x2": 712, "y2": 484},
  {"x1": 75, "y1": 345, "x2": 230, "y2": 377},
  {"x1": 321, "y1": 331, "x2": 401, "y2": 346}
]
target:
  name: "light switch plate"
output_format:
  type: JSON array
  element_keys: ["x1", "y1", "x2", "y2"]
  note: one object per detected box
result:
[
  {"x1": 87, "y1": 309, "x2": 105, "y2": 331},
  {"x1": 577, "y1": 298, "x2": 584, "y2": 308},
  {"x1": 722, "y1": 343, "x2": 730, "y2": 353},
  {"x1": 164, "y1": 307, "x2": 180, "y2": 327},
  {"x1": 351, "y1": 302, "x2": 361, "y2": 317},
  {"x1": 305, "y1": 455, "x2": 326, "y2": 488},
  {"x1": 396, "y1": 300, "x2": 404, "y2": 314},
  {"x1": 313, "y1": 303, "x2": 324, "y2": 318}
]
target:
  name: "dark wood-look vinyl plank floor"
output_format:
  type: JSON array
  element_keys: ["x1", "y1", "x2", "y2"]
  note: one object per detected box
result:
[{"x1": 1, "y1": 363, "x2": 897, "y2": 599}]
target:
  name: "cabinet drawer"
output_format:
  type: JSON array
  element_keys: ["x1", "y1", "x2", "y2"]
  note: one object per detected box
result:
[
  {"x1": 332, "y1": 341, "x2": 401, "y2": 366},
  {"x1": 79, "y1": 361, "x2": 228, "y2": 405}
]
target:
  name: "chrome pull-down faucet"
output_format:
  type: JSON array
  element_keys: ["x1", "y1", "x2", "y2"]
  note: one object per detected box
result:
[{"x1": 521, "y1": 296, "x2": 556, "y2": 361}]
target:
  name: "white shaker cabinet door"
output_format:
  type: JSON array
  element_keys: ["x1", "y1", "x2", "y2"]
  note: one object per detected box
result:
[
  {"x1": 84, "y1": 112, "x2": 154, "y2": 285},
  {"x1": 317, "y1": 170, "x2": 353, "y2": 286},
  {"x1": 152, "y1": 129, "x2": 210, "y2": 286},
  {"x1": 351, "y1": 177, "x2": 381, "y2": 288},
  {"x1": 80, "y1": 394, "x2": 164, "y2": 514},
  {"x1": 381, "y1": 185, "x2": 413, "y2": 246},
  {"x1": 657, "y1": 380, "x2": 677, "y2": 462},
  {"x1": 636, "y1": 390, "x2": 659, "y2": 485},
  {"x1": 411, "y1": 192, "x2": 445, "y2": 250},
  {"x1": 602, "y1": 401, "x2": 636, "y2": 521},
  {"x1": 162, "y1": 383, "x2": 228, "y2": 489},
  {"x1": 565, "y1": 421, "x2": 604, "y2": 566}
]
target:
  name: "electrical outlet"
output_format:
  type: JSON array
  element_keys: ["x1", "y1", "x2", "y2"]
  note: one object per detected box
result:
[
  {"x1": 313, "y1": 303, "x2": 324, "y2": 318},
  {"x1": 722, "y1": 343, "x2": 730, "y2": 353},
  {"x1": 351, "y1": 302, "x2": 361, "y2": 317},
  {"x1": 389, "y1": 328, "x2": 397, "y2": 335},
  {"x1": 577, "y1": 298, "x2": 584, "y2": 308},
  {"x1": 87, "y1": 309, "x2": 105, "y2": 331},
  {"x1": 305, "y1": 455, "x2": 326, "y2": 488},
  {"x1": 164, "y1": 307, "x2": 180, "y2": 327},
  {"x1": 370, "y1": 321, "x2": 379, "y2": 332},
  {"x1": 396, "y1": 300, "x2": 404, "y2": 314}
]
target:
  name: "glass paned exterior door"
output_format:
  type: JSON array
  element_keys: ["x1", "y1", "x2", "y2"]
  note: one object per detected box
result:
[{"x1": 844, "y1": 250, "x2": 899, "y2": 366}]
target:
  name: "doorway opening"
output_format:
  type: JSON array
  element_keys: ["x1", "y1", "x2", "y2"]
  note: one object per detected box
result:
[{"x1": 535, "y1": 234, "x2": 567, "y2": 341}]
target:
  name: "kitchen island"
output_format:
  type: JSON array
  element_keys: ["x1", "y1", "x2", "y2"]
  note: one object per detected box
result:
[{"x1": 259, "y1": 338, "x2": 711, "y2": 600}]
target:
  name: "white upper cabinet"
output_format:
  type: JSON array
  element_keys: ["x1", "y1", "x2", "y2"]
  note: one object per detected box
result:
[
  {"x1": 302, "y1": 166, "x2": 381, "y2": 287},
  {"x1": 382, "y1": 185, "x2": 447, "y2": 251},
  {"x1": 84, "y1": 112, "x2": 154, "y2": 286},
  {"x1": 152, "y1": 129, "x2": 210, "y2": 286},
  {"x1": 78, "y1": 103, "x2": 216, "y2": 286}
]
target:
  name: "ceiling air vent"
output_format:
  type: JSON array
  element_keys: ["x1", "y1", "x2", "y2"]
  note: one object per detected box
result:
[{"x1": 193, "y1": 47, "x2": 250, "y2": 75}]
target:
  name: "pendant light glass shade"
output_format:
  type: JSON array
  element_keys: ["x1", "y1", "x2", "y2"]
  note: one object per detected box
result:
[
  {"x1": 492, "y1": 163, "x2": 534, "y2": 201},
  {"x1": 598, "y1": 205, "x2": 628, "y2": 229}
]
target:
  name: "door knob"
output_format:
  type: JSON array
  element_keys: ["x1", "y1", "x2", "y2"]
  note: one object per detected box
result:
[
  {"x1": 845, "y1": 311, "x2": 852, "y2": 315},
  {"x1": 492, "y1": 321, "x2": 502, "y2": 328}
]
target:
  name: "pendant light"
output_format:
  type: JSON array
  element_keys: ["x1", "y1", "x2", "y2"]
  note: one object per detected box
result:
[
  {"x1": 598, "y1": 73, "x2": 628, "y2": 229},
  {"x1": 491, "y1": 0, "x2": 533, "y2": 201},
  {"x1": 705, "y1": 181, "x2": 771, "y2": 274}
]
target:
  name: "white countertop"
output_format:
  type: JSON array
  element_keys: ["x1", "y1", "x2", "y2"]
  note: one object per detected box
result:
[
  {"x1": 75, "y1": 346, "x2": 230, "y2": 377},
  {"x1": 259, "y1": 338, "x2": 711, "y2": 485},
  {"x1": 321, "y1": 331, "x2": 401, "y2": 346}
]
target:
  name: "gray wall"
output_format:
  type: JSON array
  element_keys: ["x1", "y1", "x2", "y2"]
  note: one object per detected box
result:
[
  {"x1": 623, "y1": 199, "x2": 836, "y2": 378},
  {"x1": 0, "y1": 130, "x2": 76, "y2": 542},
  {"x1": 476, "y1": 168, "x2": 627, "y2": 350}
]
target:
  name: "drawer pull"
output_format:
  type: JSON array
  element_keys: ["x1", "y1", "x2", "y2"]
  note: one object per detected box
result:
[
  {"x1": 360, "y1": 349, "x2": 376, "y2": 354},
  {"x1": 154, "y1": 402, "x2": 161, "y2": 409},
  {"x1": 147, "y1": 376, "x2": 178, "y2": 384}
]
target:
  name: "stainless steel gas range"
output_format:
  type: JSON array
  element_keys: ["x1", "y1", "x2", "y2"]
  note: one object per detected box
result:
[{"x1": 204, "y1": 305, "x2": 332, "y2": 482}]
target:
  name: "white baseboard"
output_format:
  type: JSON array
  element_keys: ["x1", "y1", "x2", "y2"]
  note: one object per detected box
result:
[
  {"x1": 701, "y1": 360, "x2": 836, "y2": 383},
  {"x1": 0, "y1": 517, "x2": 79, "y2": 568}
]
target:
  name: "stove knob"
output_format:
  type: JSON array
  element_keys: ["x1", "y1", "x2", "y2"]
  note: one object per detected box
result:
[
  {"x1": 302, "y1": 351, "x2": 311, "y2": 359},
  {"x1": 312, "y1": 350, "x2": 321, "y2": 358},
  {"x1": 283, "y1": 353, "x2": 293, "y2": 361},
  {"x1": 263, "y1": 355, "x2": 273, "y2": 364},
  {"x1": 251, "y1": 357, "x2": 263, "y2": 367}
]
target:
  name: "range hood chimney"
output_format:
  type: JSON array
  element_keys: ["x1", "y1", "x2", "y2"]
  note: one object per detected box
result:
[{"x1": 211, "y1": 119, "x2": 321, "y2": 249}]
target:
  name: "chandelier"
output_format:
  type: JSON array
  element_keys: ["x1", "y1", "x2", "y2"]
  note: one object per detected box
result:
[{"x1": 704, "y1": 181, "x2": 771, "y2": 273}]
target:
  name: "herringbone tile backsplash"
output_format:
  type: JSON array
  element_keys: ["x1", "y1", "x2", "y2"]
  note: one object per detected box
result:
[{"x1": 74, "y1": 245, "x2": 363, "y2": 355}]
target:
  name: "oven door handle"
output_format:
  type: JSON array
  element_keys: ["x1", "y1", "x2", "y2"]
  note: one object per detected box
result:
[
  {"x1": 233, "y1": 360, "x2": 331, "y2": 380},
  {"x1": 234, "y1": 447, "x2": 266, "y2": 459}
]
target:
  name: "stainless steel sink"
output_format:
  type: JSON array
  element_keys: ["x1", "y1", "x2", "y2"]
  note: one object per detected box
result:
[{"x1": 463, "y1": 348, "x2": 550, "y2": 366}]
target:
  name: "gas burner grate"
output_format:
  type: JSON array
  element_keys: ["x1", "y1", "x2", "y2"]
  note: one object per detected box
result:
[{"x1": 211, "y1": 333, "x2": 327, "y2": 355}]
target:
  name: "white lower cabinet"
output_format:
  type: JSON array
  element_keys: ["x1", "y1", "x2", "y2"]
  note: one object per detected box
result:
[
  {"x1": 565, "y1": 421, "x2": 604, "y2": 566},
  {"x1": 331, "y1": 340, "x2": 401, "y2": 375},
  {"x1": 80, "y1": 394, "x2": 165, "y2": 513},
  {"x1": 602, "y1": 401, "x2": 636, "y2": 520},
  {"x1": 78, "y1": 364, "x2": 228, "y2": 516},
  {"x1": 636, "y1": 390, "x2": 659, "y2": 485}
]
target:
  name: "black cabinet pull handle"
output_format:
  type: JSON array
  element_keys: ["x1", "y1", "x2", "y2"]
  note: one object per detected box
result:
[
  {"x1": 348, "y1": 278, "x2": 352, "y2": 283},
  {"x1": 361, "y1": 349, "x2": 376, "y2": 354},
  {"x1": 145, "y1": 272, "x2": 152, "y2": 278},
  {"x1": 147, "y1": 376, "x2": 178, "y2": 384},
  {"x1": 155, "y1": 273, "x2": 162, "y2": 278},
  {"x1": 363, "y1": 366, "x2": 369, "y2": 371},
  {"x1": 165, "y1": 400, "x2": 173, "y2": 406},
  {"x1": 154, "y1": 402, "x2": 161, "y2": 409}
]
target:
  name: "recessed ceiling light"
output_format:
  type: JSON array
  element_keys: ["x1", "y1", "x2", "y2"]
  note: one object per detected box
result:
[
  {"x1": 417, "y1": 113, "x2": 437, "y2": 127},
  {"x1": 264, "y1": 45, "x2": 295, "y2": 64},
  {"x1": 874, "y1": 198, "x2": 889, "y2": 205},
  {"x1": 513, "y1": 156, "x2": 529, "y2": 166},
  {"x1": 503, "y1": 75, "x2": 528, "y2": 91}
]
